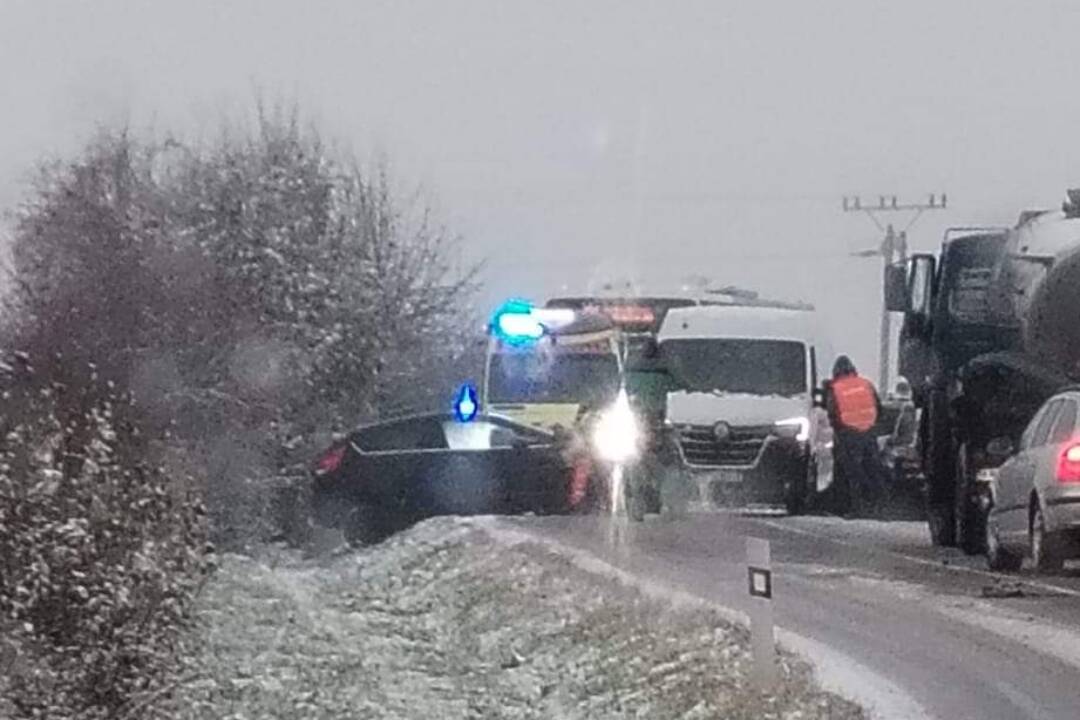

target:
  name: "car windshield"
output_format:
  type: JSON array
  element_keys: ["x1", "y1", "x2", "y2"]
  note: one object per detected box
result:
[
  {"x1": 661, "y1": 338, "x2": 807, "y2": 397},
  {"x1": 488, "y1": 351, "x2": 619, "y2": 404}
]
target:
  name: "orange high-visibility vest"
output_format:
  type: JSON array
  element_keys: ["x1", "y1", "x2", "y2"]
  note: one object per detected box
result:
[{"x1": 832, "y1": 375, "x2": 878, "y2": 432}]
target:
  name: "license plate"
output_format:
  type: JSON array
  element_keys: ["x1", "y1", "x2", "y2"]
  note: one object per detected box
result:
[{"x1": 716, "y1": 470, "x2": 744, "y2": 484}]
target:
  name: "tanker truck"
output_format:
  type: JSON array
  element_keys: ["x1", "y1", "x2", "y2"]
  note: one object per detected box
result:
[{"x1": 889, "y1": 190, "x2": 1080, "y2": 553}]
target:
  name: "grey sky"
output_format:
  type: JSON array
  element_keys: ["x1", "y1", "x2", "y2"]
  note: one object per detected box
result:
[{"x1": 4, "y1": 0, "x2": 1080, "y2": 377}]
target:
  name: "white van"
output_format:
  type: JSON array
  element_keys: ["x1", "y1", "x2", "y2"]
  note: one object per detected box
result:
[{"x1": 656, "y1": 304, "x2": 835, "y2": 513}]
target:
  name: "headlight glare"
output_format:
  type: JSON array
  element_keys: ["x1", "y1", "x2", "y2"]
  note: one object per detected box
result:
[{"x1": 592, "y1": 389, "x2": 641, "y2": 463}]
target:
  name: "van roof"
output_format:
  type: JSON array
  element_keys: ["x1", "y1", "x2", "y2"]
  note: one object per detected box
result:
[{"x1": 657, "y1": 304, "x2": 823, "y2": 345}]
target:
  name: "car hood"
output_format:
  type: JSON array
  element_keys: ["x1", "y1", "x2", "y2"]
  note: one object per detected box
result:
[{"x1": 666, "y1": 391, "x2": 809, "y2": 427}]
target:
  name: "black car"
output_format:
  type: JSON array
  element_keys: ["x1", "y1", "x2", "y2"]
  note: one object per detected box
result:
[{"x1": 312, "y1": 412, "x2": 577, "y2": 544}]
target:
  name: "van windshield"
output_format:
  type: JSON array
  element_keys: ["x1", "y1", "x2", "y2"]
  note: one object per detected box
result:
[{"x1": 660, "y1": 338, "x2": 807, "y2": 397}]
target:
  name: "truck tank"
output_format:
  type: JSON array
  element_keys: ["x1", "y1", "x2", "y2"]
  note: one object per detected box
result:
[{"x1": 989, "y1": 204, "x2": 1080, "y2": 380}]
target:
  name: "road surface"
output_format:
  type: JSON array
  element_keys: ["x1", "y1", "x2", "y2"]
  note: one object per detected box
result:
[{"x1": 502, "y1": 510, "x2": 1080, "y2": 720}]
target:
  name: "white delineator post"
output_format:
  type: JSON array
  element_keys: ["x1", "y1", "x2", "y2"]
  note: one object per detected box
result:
[{"x1": 746, "y1": 536, "x2": 777, "y2": 689}]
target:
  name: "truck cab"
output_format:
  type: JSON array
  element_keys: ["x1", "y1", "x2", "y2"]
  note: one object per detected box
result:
[{"x1": 894, "y1": 229, "x2": 1015, "y2": 400}]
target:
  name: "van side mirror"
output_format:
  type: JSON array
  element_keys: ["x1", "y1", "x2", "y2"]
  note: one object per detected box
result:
[{"x1": 884, "y1": 263, "x2": 908, "y2": 312}]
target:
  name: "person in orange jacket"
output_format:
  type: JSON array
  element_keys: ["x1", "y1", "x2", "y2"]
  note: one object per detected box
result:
[{"x1": 825, "y1": 355, "x2": 888, "y2": 517}]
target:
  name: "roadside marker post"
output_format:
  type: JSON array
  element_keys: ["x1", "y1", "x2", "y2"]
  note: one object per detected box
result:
[{"x1": 746, "y1": 537, "x2": 777, "y2": 689}]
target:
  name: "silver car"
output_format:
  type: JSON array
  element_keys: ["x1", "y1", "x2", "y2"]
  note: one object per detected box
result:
[{"x1": 984, "y1": 389, "x2": 1080, "y2": 573}]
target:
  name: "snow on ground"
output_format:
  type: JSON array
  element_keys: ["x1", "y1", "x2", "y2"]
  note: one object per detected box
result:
[{"x1": 171, "y1": 517, "x2": 865, "y2": 719}]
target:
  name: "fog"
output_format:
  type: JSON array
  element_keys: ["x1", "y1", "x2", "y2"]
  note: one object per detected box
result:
[{"x1": 4, "y1": 0, "x2": 1080, "y2": 380}]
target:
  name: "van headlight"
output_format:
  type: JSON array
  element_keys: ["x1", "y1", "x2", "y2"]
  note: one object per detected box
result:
[
  {"x1": 775, "y1": 416, "x2": 810, "y2": 443},
  {"x1": 592, "y1": 389, "x2": 641, "y2": 463}
]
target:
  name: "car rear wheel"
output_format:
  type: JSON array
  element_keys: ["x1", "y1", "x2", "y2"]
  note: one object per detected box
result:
[
  {"x1": 1031, "y1": 503, "x2": 1065, "y2": 574},
  {"x1": 985, "y1": 512, "x2": 1022, "y2": 572},
  {"x1": 344, "y1": 504, "x2": 392, "y2": 547}
]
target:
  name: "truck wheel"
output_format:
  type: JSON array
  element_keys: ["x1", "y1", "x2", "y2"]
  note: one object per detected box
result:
[
  {"x1": 926, "y1": 389, "x2": 957, "y2": 547},
  {"x1": 985, "y1": 513, "x2": 1022, "y2": 572},
  {"x1": 954, "y1": 444, "x2": 986, "y2": 555},
  {"x1": 927, "y1": 504, "x2": 955, "y2": 546},
  {"x1": 1031, "y1": 503, "x2": 1065, "y2": 574}
]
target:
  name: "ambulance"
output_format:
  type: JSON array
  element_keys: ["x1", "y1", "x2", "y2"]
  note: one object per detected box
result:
[{"x1": 481, "y1": 301, "x2": 624, "y2": 432}]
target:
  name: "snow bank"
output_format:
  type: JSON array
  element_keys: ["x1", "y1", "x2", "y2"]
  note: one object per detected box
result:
[{"x1": 171, "y1": 518, "x2": 864, "y2": 719}]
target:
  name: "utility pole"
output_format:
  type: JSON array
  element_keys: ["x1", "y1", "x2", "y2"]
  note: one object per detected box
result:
[{"x1": 843, "y1": 194, "x2": 947, "y2": 393}]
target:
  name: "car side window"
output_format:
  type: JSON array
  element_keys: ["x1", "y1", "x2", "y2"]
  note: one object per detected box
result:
[
  {"x1": 354, "y1": 418, "x2": 448, "y2": 451},
  {"x1": 1028, "y1": 400, "x2": 1062, "y2": 449},
  {"x1": 1048, "y1": 400, "x2": 1078, "y2": 445},
  {"x1": 442, "y1": 418, "x2": 552, "y2": 450}
]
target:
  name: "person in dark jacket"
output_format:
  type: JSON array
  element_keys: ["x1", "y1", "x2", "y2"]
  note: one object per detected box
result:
[{"x1": 825, "y1": 355, "x2": 889, "y2": 517}]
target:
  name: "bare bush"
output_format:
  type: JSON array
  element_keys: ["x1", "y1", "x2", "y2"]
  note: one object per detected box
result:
[
  {"x1": 0, "y1": 362, "x2": 210, "y2": 720},
  {"x1": 0, "y1": 105, "x2": 478, "y2": 717},
  {"x1": 3, "y1": 108, "x2": 479, "y2": 549}
]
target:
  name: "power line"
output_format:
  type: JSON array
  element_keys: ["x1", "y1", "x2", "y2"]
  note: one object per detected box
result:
[{"x1": 842, "y1": 193, "x2": 947, "y2": 391}]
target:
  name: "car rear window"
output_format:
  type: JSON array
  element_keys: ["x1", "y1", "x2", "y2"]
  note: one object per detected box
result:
[
  {"x1": 1029, "y1": 400, "x2": 1062, "y2": 448},
  {"x1": 1049, "y1": 400, "x2": 1078, "y2": 445}
]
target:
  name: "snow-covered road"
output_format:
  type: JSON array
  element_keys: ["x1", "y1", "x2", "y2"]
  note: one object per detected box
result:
[{"x1": 511, "y1": 511, "x2": 1080, "y2": 720}]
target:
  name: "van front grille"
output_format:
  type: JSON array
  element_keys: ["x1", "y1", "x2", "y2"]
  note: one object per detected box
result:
[{"x1": 676, "y1": 424, "x2": 772, "y2": 467}]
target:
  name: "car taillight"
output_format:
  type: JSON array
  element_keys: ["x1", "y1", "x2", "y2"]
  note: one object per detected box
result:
[
  {"x1": 316, "y1": 445, "x2": 346, "y2": 475},
  {"x1": 1056, "y1": 443, "x2": 1080, "y2": 483}
]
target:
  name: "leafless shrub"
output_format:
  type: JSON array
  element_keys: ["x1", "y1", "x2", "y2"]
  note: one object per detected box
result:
[
  {"x1": 0, "y1": 363, "x2": 210, "y2": 720},
  {"x1": 0, "y1": 104, "x2": 478, "y2": 716},
  {"x1": 3, "y1": 107, "x2": 479, "y2": 549}
]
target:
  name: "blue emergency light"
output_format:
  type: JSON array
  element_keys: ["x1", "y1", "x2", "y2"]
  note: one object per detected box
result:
[
  {"x1": 490, "y1": 299, "x2": 544, "y2": 345},
  {"x1": 453, "y1": 383, "x2": 479, "y2": 423},
  {"x1": 490, "y1": 300, "x2": 577, "y2": 345}
]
